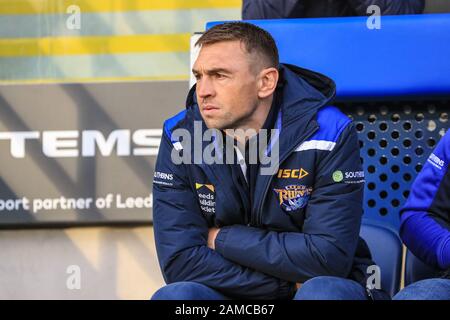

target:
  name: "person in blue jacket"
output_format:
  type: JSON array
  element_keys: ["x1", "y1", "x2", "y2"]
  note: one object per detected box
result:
[
  {"x1": 394, "y1": 130, "x2": 450, "y2": 300},
  {"x1": 243, "y1": 0, "x2": 425, "y2": 19},
  {"x1": 151, "y1": 22, "x2": 389, "y2": 300}
]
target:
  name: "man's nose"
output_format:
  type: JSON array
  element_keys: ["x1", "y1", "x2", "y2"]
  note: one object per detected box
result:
[{"x1": 197, "y1": 77, "x2": 215, "y2": 99}]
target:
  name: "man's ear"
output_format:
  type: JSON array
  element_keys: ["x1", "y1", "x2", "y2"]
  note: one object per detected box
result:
[{"x1": 257, "y1": 67, "x2": 279, "y2": 99}]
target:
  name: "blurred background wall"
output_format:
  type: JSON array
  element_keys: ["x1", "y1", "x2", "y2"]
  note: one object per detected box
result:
[
  {"x1": 0, "y1": 0, "x2": 241, "y2": 299},
  {"x1": 0, "y1": 0, "x2": 241, "y2": 83}
]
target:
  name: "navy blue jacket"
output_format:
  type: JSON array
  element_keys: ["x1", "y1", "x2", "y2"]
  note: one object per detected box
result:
[
  {"x1": 243, "y1": 0, "x2": 425, "y2": 19},
  {"x1": 400, "y1": 130, "x2": 450, "y2": 271},
  {"x1": 153, "y1": 64, "x2": 377, "y2": 299}
]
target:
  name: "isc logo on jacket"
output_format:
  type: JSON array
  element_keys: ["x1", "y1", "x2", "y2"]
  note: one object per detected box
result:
[{"x1": 277, "y1": 168, "x2": 309, "y2": 179}]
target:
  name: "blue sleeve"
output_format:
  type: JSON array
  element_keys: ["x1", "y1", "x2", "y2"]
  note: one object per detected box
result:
[
  {"x1": 215, "y1": 123, "x2": 363, "y2": 282},
  {"x1": 153, "y1": 125, "x2": 295, "y2": 299},
  {"x1": 400, "y1": 131, "x2": 450, "y2": 270},
  {"x1": 347, "y1": 0, "x2": 425, "y2": 15}
]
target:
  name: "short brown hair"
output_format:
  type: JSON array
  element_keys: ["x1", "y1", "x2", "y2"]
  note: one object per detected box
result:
[{"x1": 196, "y1": 22, "x2": 279, "y2": 69}]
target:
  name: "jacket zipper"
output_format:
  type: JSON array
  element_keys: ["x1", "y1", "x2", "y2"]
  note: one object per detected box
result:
[{"x1": 255, "y1": 124, "x2": 319, "y2": 226}]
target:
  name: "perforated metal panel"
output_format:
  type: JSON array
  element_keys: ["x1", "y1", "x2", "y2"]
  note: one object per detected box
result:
[{"x1": 338, "y1": 101, "x2": 449, "y2": 229}]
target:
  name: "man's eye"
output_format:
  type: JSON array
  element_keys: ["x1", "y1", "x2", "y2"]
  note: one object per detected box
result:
[{"x1": 215, "y1": 74, "x2": 225, "y2": 79}]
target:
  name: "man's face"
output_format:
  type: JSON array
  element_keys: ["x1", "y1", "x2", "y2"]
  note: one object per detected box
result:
[{"x1": 192, "y1": 41, "x2": 260, "y2": 130}]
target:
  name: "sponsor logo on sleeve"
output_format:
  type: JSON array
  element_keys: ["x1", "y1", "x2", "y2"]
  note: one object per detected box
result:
[
  {"x1": 153, "y1": 171, "x2": 174, "y2": 186},
  {"x1": 332, "y1": 170, "x2": 344, "y2": 183},
  {"x1": 428, "y1": 153, "x2": 445, "y2": 170},
  {"x1": 196, "y1": 183, "x2": 216, "y2": 216},
  {"x1": 333, "y1": 170, "x2": 365, "y2": 184}
]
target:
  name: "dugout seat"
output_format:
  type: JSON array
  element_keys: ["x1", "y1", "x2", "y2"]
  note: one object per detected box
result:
[
  {"x1": 404, "y1": 250, "x2": 442, "y2": 286},
  {"x1": 360, "y1": 221, "x2": 403, "y2": 297}
]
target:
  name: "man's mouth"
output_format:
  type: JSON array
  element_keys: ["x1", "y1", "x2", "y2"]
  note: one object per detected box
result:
[{"x1": 202, "y1": 105, "x2": 220, "y2": 113}]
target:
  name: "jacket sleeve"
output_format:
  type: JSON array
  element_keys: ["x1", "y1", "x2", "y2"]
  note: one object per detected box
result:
[
  {"x1": 242, "y1": 0, "x2": 305, "y2": 20},
  {"x1": 347, "y1": 0, "x2": 425, "y2": 15},
  {"x1": 215, "y1": 122, "x2": 364, "y2": 283},
  {"x1": 400, "y1": 131, "x2": 450, "y2": 270},
  {"x1": 153, "y1": 126, "x2": 295, "y2": 299},
  {"x1": 242, "y1": 0, "x2": 424, "y2": 20}
]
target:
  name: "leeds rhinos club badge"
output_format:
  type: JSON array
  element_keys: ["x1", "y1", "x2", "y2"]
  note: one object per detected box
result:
[{"x1": 273, "y1": 185, "x2": 313, "y2": 212}]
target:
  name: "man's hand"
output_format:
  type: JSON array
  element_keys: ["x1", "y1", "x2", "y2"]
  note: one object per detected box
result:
[{"x1": 208, "y1": 227, "x2": 220, "y2": 250}]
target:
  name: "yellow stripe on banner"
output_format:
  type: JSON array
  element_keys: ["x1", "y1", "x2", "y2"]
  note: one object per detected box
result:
[
  {"x1": 0, "y1": 34, "x2": 191, "y2": 57},
  {"x1": 0, "y1": 0, "x2": 242, "y2": 15},
  {"x1": 0, "y1": 75, "x2": 190, "y2": 85}
]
